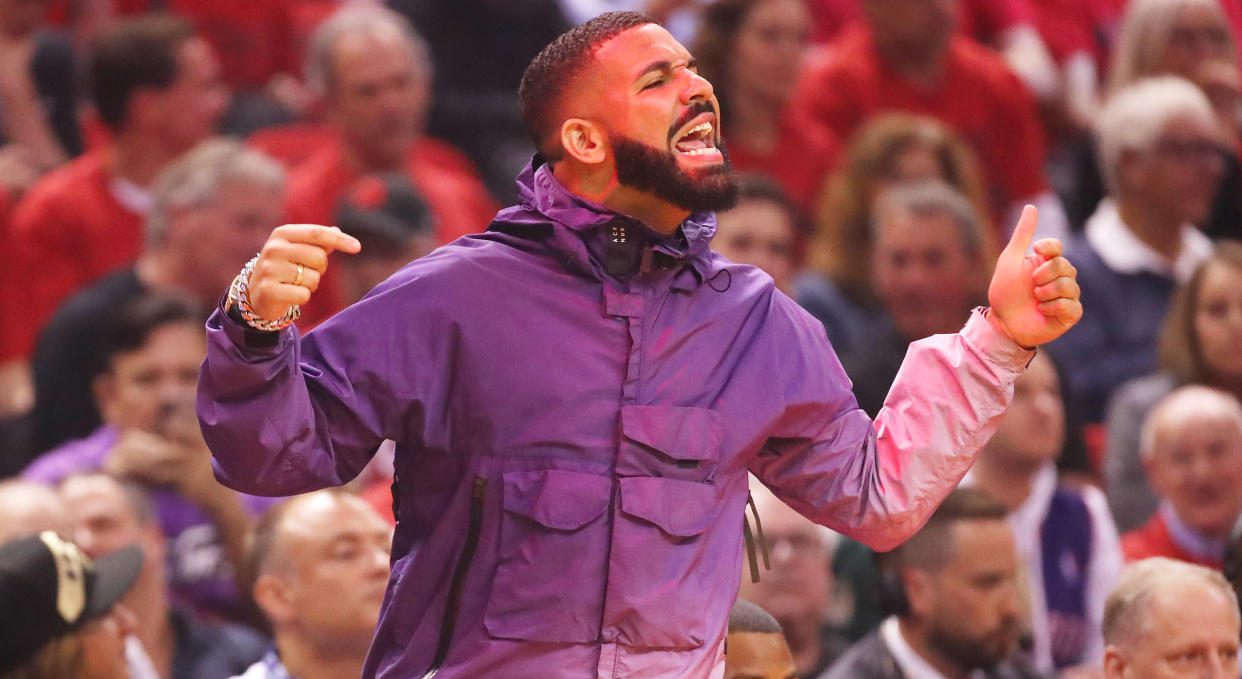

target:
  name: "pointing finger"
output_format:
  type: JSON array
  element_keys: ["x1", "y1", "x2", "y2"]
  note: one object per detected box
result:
[{"x1": 274, "y1": 224, "x2": 362, "y2": 255}]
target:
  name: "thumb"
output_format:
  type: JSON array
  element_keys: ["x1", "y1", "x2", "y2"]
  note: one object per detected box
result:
[{"x1": 1001, "y1": 204, "x2": 1038, "y2": 261}]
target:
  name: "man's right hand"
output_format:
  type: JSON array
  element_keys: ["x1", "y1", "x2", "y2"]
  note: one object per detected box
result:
[{"x1": 247, "y1": 224, "x2": 362, "y2": 321}]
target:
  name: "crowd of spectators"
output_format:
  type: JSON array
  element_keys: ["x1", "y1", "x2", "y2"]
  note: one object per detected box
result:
[{"x1": 3, "y1": 0, "x2": 1242, "y2": 677}]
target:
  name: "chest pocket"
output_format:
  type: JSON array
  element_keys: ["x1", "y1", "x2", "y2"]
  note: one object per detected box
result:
[
  {"x1": 484, "y1": 469, "x2": 612, "y2": 644},
  {"x1": 604, "y1": 405, "x2": 727, "y2": 650}
]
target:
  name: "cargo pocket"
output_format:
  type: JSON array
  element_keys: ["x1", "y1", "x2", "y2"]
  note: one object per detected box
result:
[
  {"x1": 606, "y1": 475, "x2": 721, "y2": 650},
  {"x1": 484, "y1": 469, "x2": 612, "y2": 643},
  {"x1": 617, "y1": 405, "x2": 723, "y2": 481}
]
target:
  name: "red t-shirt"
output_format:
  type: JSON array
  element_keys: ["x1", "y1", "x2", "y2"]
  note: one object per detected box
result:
[
  {"x1": 282, "y1": 136, "x2": 500, "y2": 321},
  {"x1": 1121, "y1": 512, "x2": 1222, "y2": 569},
  {"x1": 1029, "y1": 0, "x2": 1120, "y2": 65},
  {"x1": 725, "y1": 108, "x2": 839, "y2": 216},
  {"x1": 247, "y1": 122, "x2": 340, "y2": 170},
  {"x1": 791, "y1": 25, "x2": 1048, "y2": 212},
  {"x1": 0, "y1": 151, "x2": 145, "y2": 361}
]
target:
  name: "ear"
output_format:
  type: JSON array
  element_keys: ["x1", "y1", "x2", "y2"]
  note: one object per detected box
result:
[
  {"x1": 558, "y1": 118, "x2": 609, "y2": 166},
  {"x1": 253, "y1": 573, "x2": 296, "y2": 625},
  {"x1": 1102, "y1": 645, "x2": 1127, "y2": 679},
  {"x1": 902, "y1": 568, "x2": 934, "y2": 619},
  {"x1": 1141, "y1": 454, "x2": 1166, "y2": 498}
]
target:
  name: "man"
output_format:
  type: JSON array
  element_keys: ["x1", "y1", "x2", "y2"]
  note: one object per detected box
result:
[
  {"x1": 26, "y1": 138, "x2": 284, "y2": 455},
  {"x1": 738, "y1": 482, "x2": 849, "y2": 677},
  {"x1": 1121, "y1": 386, "x2": 1242, "y2": 568},
  {"x1": 60, "y1": 473, "x2": 268, "y2": 679},
  {"x1": 198, "y1": 12, "x2": 1082, "y2": 678},
  {"x1": 27, "y1": 294, "x2": 277, "y2": 622},
  {"x1": 1048, "y1": 76, "x2": 1224, "y2": 423},
  {"x1": 725, "y1": 599, "x2": 798, "y2": 679},
  {"x1": 281, "y1": 5, "x2": 498, "y2": 312},
  {"x1": 839, "y1": 180, "x2": 990, "y2": 417},
  {"x1": 819, "y1": 488, "x2": 1044, "y2": 679},
  {"x1": 0, "y1": 14, "x2": 228, "y2": 378},
  {"x1": 791, "y1": 0, "x2": 1062, "y2": 234},
  {"x1": 1102, "y1": 557, "x2": 1240, "y2": 678},
  {"x1": 711, "y1": 176, "x2": 798, "y2": 296},
  {"x1": 966, "y1": 353, "x2": 1122, "y2": 672},
  {"x1": 231, "y1": 490, "x2": 392, "y2": 679}
]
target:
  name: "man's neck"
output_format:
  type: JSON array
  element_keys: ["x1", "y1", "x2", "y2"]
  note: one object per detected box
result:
[
  {"x1": 873, "y1": 38, "x2": 947, "y2": 87},
  {"x1": 135, "y1": 252, "x2": 212, "y2": 306},
  {"x1": 896, "y1": 618, "x2": 971, "y2": 679},
  {"x1": 342, "y1": 139, "x2": 411, "y2": 175},
  {"x1": 1115, "y1": 198, "x2": 1184, "y2": 261},
  {"x1": 109, "y1": 134, "x2": 177, "y2": 188},
  {"x1": 276, "y1": 635, "x2": 366, "y2": 679},
  {"x1": 126, "y1": 570, "x2": 174, "y2": 679},
  {"x1": 551, "y1": 162, "x2": 689, "y2": 235},
  {"x1": 971, "y1": 455, "x2": 1038, "y2": 511}
]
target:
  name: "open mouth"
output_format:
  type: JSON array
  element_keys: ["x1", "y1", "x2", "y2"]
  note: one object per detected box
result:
[{"x1": 672, "y1": 116, "x2": 720, "y2": 158}]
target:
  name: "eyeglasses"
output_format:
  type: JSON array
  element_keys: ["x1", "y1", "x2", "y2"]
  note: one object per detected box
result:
[{"x1": 1150, "y1": 137, "x2": 1228, "y2": 166}]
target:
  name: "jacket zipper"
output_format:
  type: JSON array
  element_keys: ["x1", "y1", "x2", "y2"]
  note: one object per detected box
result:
[{"x1": 420, "y1": 476, "x2": 488, "y2": 679}]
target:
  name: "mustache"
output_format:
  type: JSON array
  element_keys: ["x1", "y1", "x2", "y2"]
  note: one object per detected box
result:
[{"x1": 668, "y1": 100, "x2": 716, "y2": 141}]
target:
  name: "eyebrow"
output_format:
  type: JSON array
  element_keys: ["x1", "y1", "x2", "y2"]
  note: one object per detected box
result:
[{"x1": 636, "y1": 58, "x2": 696, "y2": 81}]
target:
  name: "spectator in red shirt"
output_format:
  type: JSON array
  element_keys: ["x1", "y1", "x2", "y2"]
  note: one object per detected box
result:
[
  {"x1": 0, "y1": 15, "x2": 228, "y2": 387},
  {"x1": 1123, "y1": 385, "x2": 1242, "y2": 569},
  {"x1": 791, "y1": 0, "x2": 1068, "y2": 239},
  {"x1": 693, "y1": 0, "x2": 838, "y2": 216},
  {"x1": 282, "y1": 6, "x2": 500, "y2": 317}
]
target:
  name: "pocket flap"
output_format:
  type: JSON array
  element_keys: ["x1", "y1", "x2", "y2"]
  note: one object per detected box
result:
[
  {"x1": 501, "y1": 470, "x2": 612, "y2": 531},
  {"x1": 619, "y1": 476, "x2": 718, "y2": 537},
  {"x1": 620, "y1": 406, "x2": 722, "y2": 461}
]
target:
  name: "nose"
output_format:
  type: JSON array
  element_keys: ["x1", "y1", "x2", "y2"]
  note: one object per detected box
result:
[{"x1": 680, "y1": 68, "x2": 714, "y2": 105}]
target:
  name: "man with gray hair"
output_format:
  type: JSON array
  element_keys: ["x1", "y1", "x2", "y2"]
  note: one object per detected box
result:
[
  {"x1": 1121, "y1": 385, "x2": 1242, "y2": 569},
  {"x1": 280, "y1": 5, "x2": 497, "y2": 299},
  {"x1": 1103, "y1": 557, "x2": 1240, "y2": 678},
  {"x1": 839, "y1": 179, "x2": 991, "y2": 416},
  {"x1": 1048, "y1": 76, "x2": 1226, "y2": 424},
  {"x1": 26, "y1": 137, "x2": 285, "y2": 457}
]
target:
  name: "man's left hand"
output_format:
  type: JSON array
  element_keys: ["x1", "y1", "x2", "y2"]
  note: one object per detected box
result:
[{"x1": 987, "y1": 205, "x2": 1082, "y2": 348}]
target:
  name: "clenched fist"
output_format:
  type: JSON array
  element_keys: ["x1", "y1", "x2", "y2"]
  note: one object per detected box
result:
[{"x1": 247, "y1": 224, "x2": 362, "y2": 321}]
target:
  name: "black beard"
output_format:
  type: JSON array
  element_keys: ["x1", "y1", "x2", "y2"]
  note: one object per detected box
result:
[
  {"x1": 925, "y1": 620, "x2": 1019, "y2": 672},
  {"x1": 611, "y1": 134, "x2": 740, "y2": 213}
]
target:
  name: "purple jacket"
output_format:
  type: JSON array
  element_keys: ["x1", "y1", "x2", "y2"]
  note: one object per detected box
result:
[{"x1": 197, "y1": 160, "x2": 1033, "y2": 679}]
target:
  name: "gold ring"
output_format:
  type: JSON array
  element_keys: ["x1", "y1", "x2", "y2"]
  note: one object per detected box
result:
[{"x1": 293, "y1": 263, "x2": 304, "y2": 287}]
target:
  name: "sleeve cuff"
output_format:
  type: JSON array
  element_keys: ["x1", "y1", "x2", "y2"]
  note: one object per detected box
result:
[
  {"x1": 213, "y1": 296, "x2": 288, "y2": 351},
  {"x1": 961, "y1": 307, "x2": 1037, "y2": 372}
]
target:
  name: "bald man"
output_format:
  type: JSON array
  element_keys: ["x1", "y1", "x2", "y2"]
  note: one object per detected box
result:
[
  {"x1": 234, "y1": 490, "x2": 392, "y2": 679},
  {"x1": 1103, "y1": 557, "x2": 1240, "y2": 678}
]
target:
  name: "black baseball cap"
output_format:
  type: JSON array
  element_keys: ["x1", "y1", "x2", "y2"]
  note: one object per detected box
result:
[
  {"x1": 0, "y1": 532, "x2": 142, "y2": 673},
  {"x1": 336, "y1": 173, "x2": 436, "y2": 251}
]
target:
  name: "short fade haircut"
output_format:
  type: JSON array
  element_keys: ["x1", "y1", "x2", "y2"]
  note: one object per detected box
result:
[
  {"x1": 729, "y1": 598, "x2": 783, "y2": 634},
  {"x1": 89, "y1": 14, "x2": 196, "y2": 131},
  {"x1": 883, "y1": 486, "x2": 1009, "y2": 570},
  {"x1": 96, "y1": 293, "x2": 204, "y2": 375},
  {"x1": 1104, "y1": 557, "x2": 1240, "y2": 646},
  {"x1": 518, "y1": 11, "x2": 655, "y2": 159},
  {"x1": 147, "y1": 137, "x2": 285, "y2": 247}
]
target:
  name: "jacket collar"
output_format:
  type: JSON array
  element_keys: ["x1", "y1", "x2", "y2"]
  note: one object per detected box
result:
[{"x1": 501, "y1": 156, "x2": 720, "y2": 288}]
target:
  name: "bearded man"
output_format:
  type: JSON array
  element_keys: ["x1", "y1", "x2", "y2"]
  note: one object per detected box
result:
[{"x1": 196, "y1": 12, "x2": 1083, "y2": 679}]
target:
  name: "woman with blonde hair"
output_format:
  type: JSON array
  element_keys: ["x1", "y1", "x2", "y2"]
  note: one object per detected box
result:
[{"x1": 795, "y1": 113, "x2": 993, "y2": 353}]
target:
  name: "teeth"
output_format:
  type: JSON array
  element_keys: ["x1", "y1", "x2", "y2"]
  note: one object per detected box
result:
[
  {"x1": 688, "y1": 122, "x2": 712, "y2": 138},
  {"x1": 682, "y1": 147, "x2": 717, "y2": 156}
]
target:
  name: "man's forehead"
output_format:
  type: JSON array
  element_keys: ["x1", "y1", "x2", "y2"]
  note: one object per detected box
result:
[{"x1": 592, "y1": 23, "x2": 692, "y2": 77}]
